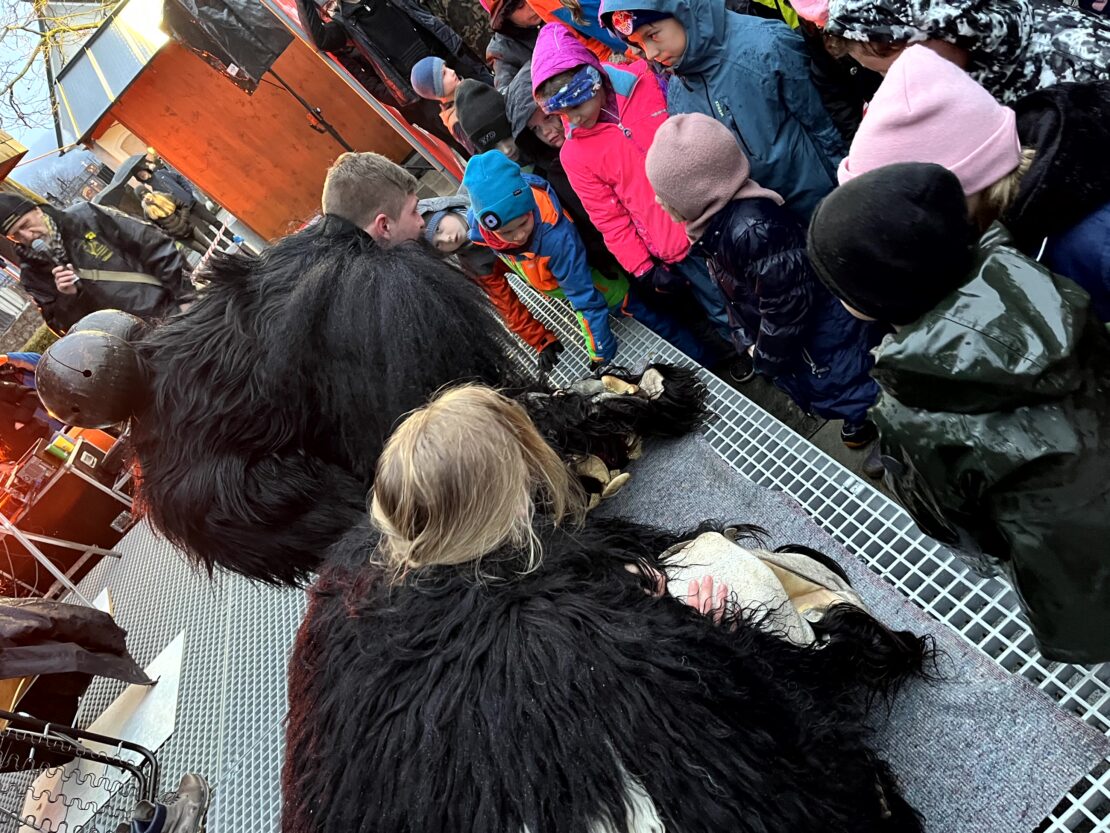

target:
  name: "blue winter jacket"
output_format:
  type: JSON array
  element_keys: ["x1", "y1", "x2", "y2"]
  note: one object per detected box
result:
[
  {"x1": 601, "y1": 0, "x2": 844, "y2": 221},
  {"x1": 693, "y1": 197, "x2": 882, "y2": 423},
  {"x1": 1044, "y1": 200, "x2": 1110, "y2": 323}
]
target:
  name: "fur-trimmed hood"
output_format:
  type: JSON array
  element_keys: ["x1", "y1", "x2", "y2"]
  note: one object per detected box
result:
[{"x1": 283, "y1": 516, "x2": 928, "y2": 833}]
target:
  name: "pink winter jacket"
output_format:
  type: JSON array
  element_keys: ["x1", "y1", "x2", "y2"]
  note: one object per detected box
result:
[{"x1": 532, "y1": 25, "x2": 690, "y2": 275}]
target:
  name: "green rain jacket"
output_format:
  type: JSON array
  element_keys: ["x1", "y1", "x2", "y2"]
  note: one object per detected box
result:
[{"x1": 872, "y1": 224, "x2": 1110, "y2": 664}]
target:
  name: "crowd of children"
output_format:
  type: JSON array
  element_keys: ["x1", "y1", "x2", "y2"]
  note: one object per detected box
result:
[
  {"x1": 379, "y1": 0, "x2": 1110, "y2": 663},
  {"x1": 400, "y1": 0, "x2": 1099, "y2": 459}
]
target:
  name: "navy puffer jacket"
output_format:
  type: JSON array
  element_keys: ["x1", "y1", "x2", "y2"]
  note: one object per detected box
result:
[{"x1": 693, "y1": 197, "x2": 883, "y2": 424}]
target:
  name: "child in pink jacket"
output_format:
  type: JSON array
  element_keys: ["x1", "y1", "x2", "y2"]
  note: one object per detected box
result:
[{"x1": 531, "y1": 23, "x2": 734, "y2": 346}]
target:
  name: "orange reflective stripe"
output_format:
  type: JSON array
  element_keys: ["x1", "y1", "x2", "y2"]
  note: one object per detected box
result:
[{"x1": 532, "y1": 186, "x2": 561, "y2": 226}]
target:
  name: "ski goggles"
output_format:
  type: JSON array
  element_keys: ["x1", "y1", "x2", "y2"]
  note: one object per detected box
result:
[{"x1": 540, "y1": 65, "x2": 603, "y2": 114}]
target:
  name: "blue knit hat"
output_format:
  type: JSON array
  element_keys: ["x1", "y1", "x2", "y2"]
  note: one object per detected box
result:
[
  {"x1": 410, "y1": 56, "x2": 446, "y2": 100},
  {"x1": 422, "y1": 209, "x2": 452, "y2": 244},
  {"x1": 462, "y1": 151, "x2": 536, "y2": 233}
]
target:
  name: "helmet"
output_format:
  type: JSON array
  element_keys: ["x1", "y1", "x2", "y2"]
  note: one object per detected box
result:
[
  {"x1": 35, "y1": 331, "x2": 146, "y2": 429},
  {"x1": 70, "y1": 309, "x2": 147, "y2": 342}
]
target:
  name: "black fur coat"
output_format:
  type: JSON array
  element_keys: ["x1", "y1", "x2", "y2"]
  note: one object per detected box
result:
[
  {"x1": 283, "y1": 518, "x2": 929, "y2": 833},
  {"x1": 130, "y1": 218, "x2": 526, "y2": 586}
]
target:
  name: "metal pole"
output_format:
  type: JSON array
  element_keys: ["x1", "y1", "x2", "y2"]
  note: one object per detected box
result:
[{"x1": 0, "y1": 514, "x2": 93, "y2": 606}]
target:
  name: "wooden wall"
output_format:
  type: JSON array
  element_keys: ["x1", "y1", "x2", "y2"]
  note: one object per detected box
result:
[{"x1": 104, "y1": 37, "x2": 413, "y2": 240}]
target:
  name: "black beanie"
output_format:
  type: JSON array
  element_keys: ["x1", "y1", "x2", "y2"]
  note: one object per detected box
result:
[
  {"x1": 455, "y1": 80, "x2": 513, "y2": 154},
  {"x1": 0, "y1": 193, "x2": 39, "y2": 235},
  {"x1": 807, "y1": 162, "x2": 977, "y2": 326}
]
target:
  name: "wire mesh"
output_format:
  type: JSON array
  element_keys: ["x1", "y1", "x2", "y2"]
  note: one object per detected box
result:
[
  {"x1": 34, "y1": 276, "x2": 1108, "y2": 832},
  {"x1": 0, "y1": 713, "x2": 156, "y2": 833},
  {"x1": 511, "y1": 277, "x2": 1110, "y2": 832}
]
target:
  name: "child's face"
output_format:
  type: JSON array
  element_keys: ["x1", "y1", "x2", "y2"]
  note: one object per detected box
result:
[
  {"x1": 431, "y1": 212, "x2": 470, "y2": 253},
  {"x1": 492, "y1": 212, "x2": 536, "y2": 247},
  {"x1": 441, "y1": 66, "x2": 460, "y2": 99},
  {"x1": 495, "y1": 137, "x2": 522, "y2": 162},
  {"x1": 555, "y1": 86, "x2": 605, "y2": 131},
  {"x1": 508, "y1": 1, "x2": 542, "y2": 27},
  {"x1": 527, "y1": 109, "x2": 566, "y2": 148},
  {"x1": 628, "y1": 18, "x2": 687, "y2": 67}
]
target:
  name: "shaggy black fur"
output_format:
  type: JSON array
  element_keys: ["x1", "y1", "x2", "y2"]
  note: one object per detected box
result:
[
  {"x1": 284, "y1": 516, "x2": 932, "y2": 833},
  {"x1": 130, "y1": 217, "x2": 528, "y2": 586},
  {"x1": 520, "y1": 364, "x2": 713, "y2": 469}
]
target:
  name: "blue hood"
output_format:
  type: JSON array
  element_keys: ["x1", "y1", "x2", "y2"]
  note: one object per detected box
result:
[{"x1": 600, "y1": 0, "x2": 727, "y2": 75}]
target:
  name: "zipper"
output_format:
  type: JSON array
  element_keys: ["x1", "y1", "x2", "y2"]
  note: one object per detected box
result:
[{"x1": 706, "y1": 78, "x2": 756, "y2": 159}]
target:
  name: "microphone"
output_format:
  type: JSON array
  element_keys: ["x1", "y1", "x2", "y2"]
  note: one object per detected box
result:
[{"x1": 31, "y1": 239, "x2": 80, "y2": 287}]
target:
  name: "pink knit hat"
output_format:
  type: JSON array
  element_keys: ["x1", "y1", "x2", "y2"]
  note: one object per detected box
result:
[
  {"x1": 646, "y1": 113, "x2": 783, "y2": 243},
  {"x1": 791, "y1": 0, "x2": 829, "y2": 25},
  {"x1": 838, "y1": 45, "x2": 1021, "y2": 195}
]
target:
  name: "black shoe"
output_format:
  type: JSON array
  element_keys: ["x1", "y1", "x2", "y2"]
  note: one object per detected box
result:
[
  {"x1": 727, "y1": 352, "x2": 755, "y2": 384},
  {"x1": 861, "y1": 444, "x2": 885, "y2": 479},
  {"x1": 840, "y1": 420, "x2": 878, "y2": 449}
]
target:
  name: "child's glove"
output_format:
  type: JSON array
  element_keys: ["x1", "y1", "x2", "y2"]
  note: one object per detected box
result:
[
  {"x1": 644, "y1": 262, "x2": 688, "y2": 294},
  {"x1": 537, "y1": 339, "x2": 565, "y2": 373}
]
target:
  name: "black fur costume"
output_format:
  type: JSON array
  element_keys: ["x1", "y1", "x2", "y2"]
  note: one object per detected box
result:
[
  {"x1": 127, "y1": 217, "x2": 710, "y2": 585},
  {"x1": 284, "y1": 517, "x2": 930, "y2": 833},
  {"x1": 131, "y1": 217, "x2": 527, "y2": 586}
]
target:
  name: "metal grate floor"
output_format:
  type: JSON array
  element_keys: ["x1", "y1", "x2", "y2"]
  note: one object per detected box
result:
[{"x1": 42, "y1": 281, "x2": 1109, "y2": 833}]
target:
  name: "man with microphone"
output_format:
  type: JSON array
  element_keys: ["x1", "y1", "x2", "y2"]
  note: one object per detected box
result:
[{"x1": 0, "y1": 193, "x2": 193, "y2": 335}]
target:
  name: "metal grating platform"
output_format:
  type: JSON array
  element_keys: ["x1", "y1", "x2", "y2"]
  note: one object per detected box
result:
[{"x1": 45, "y1": 281, "x2": 1109, "y2": 833}]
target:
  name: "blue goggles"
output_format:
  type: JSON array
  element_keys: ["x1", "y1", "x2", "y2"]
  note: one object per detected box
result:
[{"x1": 541, "y1": 65, "x2": 602, "y2": 114}]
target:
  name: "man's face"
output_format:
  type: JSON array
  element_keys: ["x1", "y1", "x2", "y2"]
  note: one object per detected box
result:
[
  {"x1": 492, "y1": 212, "x2": 535, "y2": 247},
  {"x1": 507, "y1": 2, "x2": 542, "y2": 27},
  {"x1": 5, "y1": 208, "x2": 49, "y2": 247},
  {"x1": 550, "y1": 84, "x2": 605, "y2": 131},
  {"x1": 431, "y1": 212, "x2": 470, "y2": 253},
  {"x1": 375, "y1": 193, "x2": 425, "y2": 246},
  {"x1": 441, "y1": 66, "x2": 460, "y2": 100},
  {"x1": 627, "y1": 18, "x2": 687, "y2": 67},
  {"x1": 136, "y1": 169, "x2": 151, "y2": 182},
  {"x1": 527, "y1": 109, "x2": 565, "y2": 148}
]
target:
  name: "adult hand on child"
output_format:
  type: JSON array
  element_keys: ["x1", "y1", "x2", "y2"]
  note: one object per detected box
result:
[{"x1": 537, "y1": 339, "x2": 565, "y2": 373}]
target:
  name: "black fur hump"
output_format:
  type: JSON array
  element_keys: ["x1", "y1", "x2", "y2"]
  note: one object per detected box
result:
[
  {"x1": 284, "y1": 517, "x2": 931, "y2": 833},
  {"x1": 130, "y1": 217, "x2": 528, "y2": 585}
]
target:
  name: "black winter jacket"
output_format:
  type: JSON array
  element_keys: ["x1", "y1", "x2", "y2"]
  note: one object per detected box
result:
[
  {"x1": 693, "y1": 197, "x2": 882, "y2": 424},
  {"x1": 19, "y1": 204, "x2": 192, "y2": 335},
  {"x1": 873, "y1": 224, "x2": 1110, "y2": 664},
  {"x1": 295, "y1": 0, "x2": 489, "y2": 107}
]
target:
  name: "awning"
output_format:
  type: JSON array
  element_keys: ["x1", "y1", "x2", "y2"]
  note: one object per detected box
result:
[
  {"x1": 0, "y1": 133, "x2": 28, "y2": 182},
  {"x1": 52, "y1": 0, "x2": 170, "y2": 145}
]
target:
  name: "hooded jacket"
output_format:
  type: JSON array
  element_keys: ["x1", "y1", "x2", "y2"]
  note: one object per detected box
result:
[
  {"x1": 487, "y1": 27, "x2": 539, "y2": 91},
  {"x1": 1006, "y1": 81, "x2": 1110, "y2": 321},
  {"x1": 527, "y1": 0, "x2": 627, "y2": 60},
  {"x1": 420, "y1": 194, "x2": 557, "y2": 353},
  {"x1": 505, "y1": 62, "x2": 620, "y2": 273},
  {"x1": 601, "y1": 0, "x2": 844, "y2": 221},
  {"x1": 872, "y1": 224, "x2": 1110, "y2": 664},
  {"x1": 532, "y1": 27, "x2": 690, "y2": 276},
  {"x1": 694, "y1": 197, "x2": 881, "y2": 423},
  {"x1": 283, "y1": 517, "x2": 926, "y2": 833},
  {"x1": 468, "y1": 174, "x2": 627, "y2": 361},
  {"x1": 825, "y1": 0, "x2": 1110, "y2": 105},
  {"x1": 18, "y1": 203, "x2": 191, "y2": 336},
  {"x1": 295, "y1": 0, "x2": 489, "y2": 107}
]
